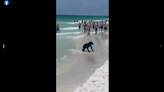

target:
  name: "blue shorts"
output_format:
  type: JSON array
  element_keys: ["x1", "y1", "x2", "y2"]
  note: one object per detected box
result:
[
  {"x1": 88, "y1": 29, "x2": 90, "y2": 31},
  {"x1": 84, "y1": 27, "x2": 86, "y2": 30},
  {"x1": 56, "y1": 29, "x2": 59, "y2": 32}
]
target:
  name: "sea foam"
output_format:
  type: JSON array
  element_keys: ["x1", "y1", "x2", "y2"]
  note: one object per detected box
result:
[
  {"x1": 56, "y1": 32, "x2": 81, "y2": 35},
  {"x1": 60, "y1": 27, "x2": 79, "y2": 30}
]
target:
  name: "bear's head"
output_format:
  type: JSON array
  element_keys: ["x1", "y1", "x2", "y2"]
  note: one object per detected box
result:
[{"x1": 89, "y1": 41, "x2": 93, "y2": 45}]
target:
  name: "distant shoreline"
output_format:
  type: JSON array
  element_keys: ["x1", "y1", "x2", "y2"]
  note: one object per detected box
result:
[{"x1": 56, "y1": 15, "x2": 109, "y2": 17}]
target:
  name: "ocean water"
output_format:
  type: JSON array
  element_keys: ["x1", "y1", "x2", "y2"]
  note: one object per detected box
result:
[{"x1": 56, "y1": 15, "x2": 109, "y2": 63}]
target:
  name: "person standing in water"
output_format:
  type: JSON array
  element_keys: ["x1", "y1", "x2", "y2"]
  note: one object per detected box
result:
[
  {"x1": 77, "y1": 20, "x2": 78, "y2": 22},
  {"x1": 83, "y1": 22, "x2": 87, "y2": 34},
  {"x1": 96, "y1": 22, "x2": 99, "y2": 29},
  {"x1": 92, "y1": 22, "x2": 95, "y2": 29},
  {"x1": 94, "y1": 23, "x2": 98, "y2": 35},
  {"x1": 86, "y1": 23, "x2": 89, "y2": 34},
  {"x1": 87, "y1": 23, "x2": 91, "y2": 37},
  {"x1": 104, "y1": 22, "x2": 107, "y2": 33},
  {"x1": 56, "y1": 24, "x2": 60, "y2": 33},
  {"x1": 100, "y1": 22, "x2": 103, "y2": 32},
  {"x1": 78, "y1": 22, "x2": 81, "y2": 30},
  {"x1": 97, "y1": 22, "x2": 98, "y2": 25},
  {"x1": 82, "y1": 20, "x2": 83, "y2": 24},
  {"x1": 74, "y1": 20, "x2": 75, "y2": 22}
]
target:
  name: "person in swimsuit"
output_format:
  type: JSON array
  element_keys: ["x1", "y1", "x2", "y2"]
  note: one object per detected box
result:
[
  {"x1": 100, "y1": 22, "x2": 103, "y2": 32},
  {"x1": 83, "y1": 22, "x2": 86, "y2": 34},
  {"x1": 56, "y1": 24, "x2": 60, "y2": 33},
  {"x1": 104, "y1": 22, "x2": 107, "y2": 33},
  {"x1": 87, "y1": 23, "x2": 91, "y2": 37},
  {"x1": 103, "y1": 22, "x2": 106, "y2": 31},
  {"x1": 82, "y1": 20, "x2": 83, "y2": 24},
  {"x1": 97, "y1": 22, "x2": 99, "y2": 27},
  {"x1": 86, "y1": 23, "x2": 89, "y2": 33},
  {"x1": 78, "y1": 22, "x2": 81, "y2": 30},
  {"x1": 94, "y1": 23, "x2": 98, "y2": 35},
  {"x1": 92, "y1": 22, "x2": 95, "y2": 29}
]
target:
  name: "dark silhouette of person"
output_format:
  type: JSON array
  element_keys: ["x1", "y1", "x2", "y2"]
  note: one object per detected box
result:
[{"x1": 82, "y1": 41, "x2": 94, "y2": 52}]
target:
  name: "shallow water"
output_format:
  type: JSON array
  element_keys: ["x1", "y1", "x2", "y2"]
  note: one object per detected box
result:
[{"x1": 56, "y1": 15, "x2": 109, "y2": 63}]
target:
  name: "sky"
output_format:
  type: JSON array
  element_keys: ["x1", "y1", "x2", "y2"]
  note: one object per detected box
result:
[{"x1": 57, "y1": 0, "x2": 109, "y2": 16}]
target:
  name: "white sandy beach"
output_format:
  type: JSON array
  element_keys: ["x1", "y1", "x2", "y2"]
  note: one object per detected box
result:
[{"x1": 74, "y1": 60, "x2": 109, "y2": 92}]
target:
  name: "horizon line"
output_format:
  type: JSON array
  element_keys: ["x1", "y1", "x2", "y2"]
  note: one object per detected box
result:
[{"x1": 56, "y1": 14, "x2": 109, "y2": 17}]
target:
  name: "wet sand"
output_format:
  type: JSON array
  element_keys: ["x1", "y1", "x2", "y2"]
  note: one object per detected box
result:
[{"x1": 56, "y1": 31, "x2": 109, "y2": 92}]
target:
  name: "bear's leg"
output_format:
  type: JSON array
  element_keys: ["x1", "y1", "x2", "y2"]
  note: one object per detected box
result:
[
  {"x1": 87, "y1": 47, "x2": 90, "y2": 52},
  {"x1": 82, "y1": 47, "x2": 85, "y2": 52}
]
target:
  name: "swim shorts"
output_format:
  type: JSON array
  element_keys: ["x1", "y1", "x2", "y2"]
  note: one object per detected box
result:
[
  {"x1": 93, "y1": 26, "x2": 94, "y2": 29},
  {"x1": 101, "y1": 26, "x2": 103, "y2": 29},
  {"x1": 95, "y1": 28, "x2": 97, "y2": 32},
  {"x1": 88, "y1": 28, "x2": 90, "y2": 31},
  {"x1": 79, "y1": 26, "x2": 80, "y2": 29}
]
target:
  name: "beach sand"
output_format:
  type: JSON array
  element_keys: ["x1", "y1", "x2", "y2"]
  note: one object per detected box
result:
[
  {"x1": 74, "y1": 60, "x2": 109, "y2": 92},
  {"x1": 56, "y1": 30, "x2": 109, "y2": 92}
]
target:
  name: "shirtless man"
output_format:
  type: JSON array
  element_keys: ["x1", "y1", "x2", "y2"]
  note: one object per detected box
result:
[
  {"x1": 86, "y1": 23, "x2": 89, "y2": 34},
  {"x1": 100, "y1": 22, "x2": 103, "y2": 32},
  {"x1": 103, "y1": 22, "x2": 107, "y2": 33},
  {"x1": 83, "y1": 22, "x2": 87, "y2": 34},
  {"x1": 96, "y1": 22, "x2": 99, "y2": 26},
  {"x1": 94, "y1": 23, "x2": 98, "y2": 35},
  {"x1": 92, "y1": 22, "x2": 95, "y2": 29},
  {"x1": 87, "y1": 23, "x2": 91, "y2": 36},
  {"x1": 78, "y1": 22, "x2": 81, "y2": 30},
  {"x1": 74, "y1": 20, "x2": 75, "y2": 22},
  {"x1": 56, "y1": 24, "x2": 60, "y2": 33}
]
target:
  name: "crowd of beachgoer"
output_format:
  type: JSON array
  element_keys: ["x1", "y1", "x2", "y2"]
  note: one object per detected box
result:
[{"x1": 56, "y1": 20, "x2": 109, "y2": 36}]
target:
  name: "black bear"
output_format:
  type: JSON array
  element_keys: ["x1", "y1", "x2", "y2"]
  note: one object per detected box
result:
[{"x1": 82, "y1": 41, "x2": 94, "y2": 52}]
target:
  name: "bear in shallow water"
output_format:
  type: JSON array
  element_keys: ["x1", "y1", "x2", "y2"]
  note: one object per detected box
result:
[{"x1": 82, "y1": 41, "x2": 94, "y2": 52}]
